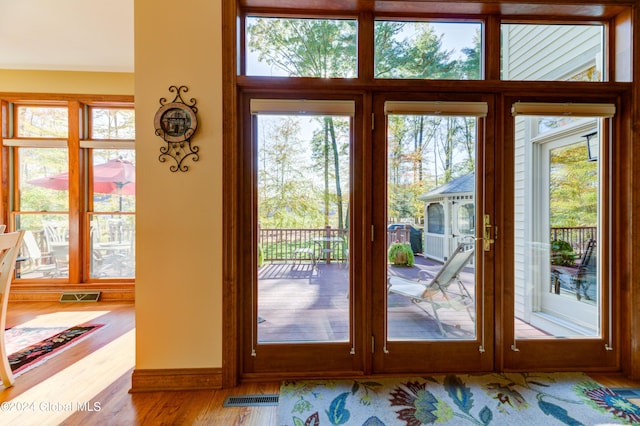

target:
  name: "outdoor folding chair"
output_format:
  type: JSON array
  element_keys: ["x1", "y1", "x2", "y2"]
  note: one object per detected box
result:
[{"x1": 387, "y1": 243, "x2": 475, "y2": 336}]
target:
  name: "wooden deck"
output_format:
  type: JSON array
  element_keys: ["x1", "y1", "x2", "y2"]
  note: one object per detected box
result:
[
  {"x1": 258, "y1": 255, "x2": 548, "y2": 342},
  {"x1": 257, "y1": 256, "x2": 478, "y2": 342}
]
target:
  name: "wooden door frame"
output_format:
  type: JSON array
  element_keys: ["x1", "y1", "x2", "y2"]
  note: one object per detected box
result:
[
  {"x1": 222, "y1": 1, "x2": 640, "y2": 387},
  {"x1": 498, "y1": 93, "x2": 626, "y2": 372},
  {"x1": 369, "y1": 92, "x2": 496, "y2": 374},
  {"x1": 237, "y1": 91, "x2": 367, "y2": 380}
]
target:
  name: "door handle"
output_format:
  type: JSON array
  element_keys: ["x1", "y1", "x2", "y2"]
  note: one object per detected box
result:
[{"x1": 483, "y1": 214, "x2": 497, "y2": 252}]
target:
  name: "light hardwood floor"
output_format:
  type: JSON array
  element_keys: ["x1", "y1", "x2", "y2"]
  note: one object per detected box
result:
[
  {"x1": 0, "y1": 301, "x2": 280, "y2": 425},
  {"x1": 0, "y1": 301, "x2": 638, "y2": 425}
]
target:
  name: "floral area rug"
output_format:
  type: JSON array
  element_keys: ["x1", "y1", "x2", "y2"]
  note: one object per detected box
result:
[
  {"x1": 5, "y1": 324, "x2": 103, "y2": 376},
  {"x1": 277, "y1": 372, "x2": 640, "y2": 425}
]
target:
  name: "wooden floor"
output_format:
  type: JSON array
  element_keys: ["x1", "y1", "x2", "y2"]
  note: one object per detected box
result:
[{"x1": 1, "y1": 301, "x2": 639, "y2": 425}]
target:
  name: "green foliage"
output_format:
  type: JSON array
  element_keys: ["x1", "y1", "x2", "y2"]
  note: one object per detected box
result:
[
  {"x1": 258, "y1": 245, "x2": 264, "y2": 267},
  {"x1": 373, "y1": 22, "x2": 481, "y2": 80},
  {"x1": 247, "y1": 18, "x2": 357, "y2": 78},
  {"x1": 387, "y1": 242, "x2": 415, "y2": 266},
  {"x1": 387, "y1": 114, "x2": 476, "y2": 223},
  {"x1": 257, "y1": 112, "x2": 350, "y2": 230},
  {"x1": 550, "y1": 240, "x2": 576, "y2": 266},
  {"x1": 249, "y1": 18, "x2": 480, "y2": 229},
  {"x1": 549, "y1": 143, "x2": 597, "y2": 228}
]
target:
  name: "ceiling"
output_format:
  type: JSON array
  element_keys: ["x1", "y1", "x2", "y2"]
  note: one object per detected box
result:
[{"x1": 0, "y1": 0, "x2": 134, "y2": 73}]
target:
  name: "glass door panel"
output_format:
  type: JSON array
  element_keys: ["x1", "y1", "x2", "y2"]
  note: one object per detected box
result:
[
  {"x1": 373, "y1": 98, "x2": 493, "y2": 374},
  {"x1": 513, "y1": 116, "x2": 600, "y2": 338},
  {"x1": 244, "y1": 97, "x2": 362, "y2": 375},
  {"x1": 255, "y1": 113, "x2": 351, "y2": 344},
  {"x1": 507, "y1": 104, "x2": 616, "y2": 370},
  {"x1": 386, "y1": 113, "x2": 477, "y2": 341}
]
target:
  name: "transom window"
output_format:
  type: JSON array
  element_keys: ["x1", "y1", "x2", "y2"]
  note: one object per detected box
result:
[
  {"x1": 374, "y1": 21, "x2": 482, "y2": 79},
  {"x1": 501, "y1": 24, "x2": 604, "y2": 81},
  {"x1": 245, "y1": 17, "x2": 358, "y2": 78}
]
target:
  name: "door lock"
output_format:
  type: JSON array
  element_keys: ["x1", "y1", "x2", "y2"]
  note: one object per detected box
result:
[{"x1": 483, "y1": 214, "x2": 497, "y2": 251}]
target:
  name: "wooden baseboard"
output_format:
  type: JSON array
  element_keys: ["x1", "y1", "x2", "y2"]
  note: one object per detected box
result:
[
  {"x1": 8, "y1": 283, "x2": 135, "y2": 302},
  {"x1": 130, "y1": 368, "x2": 223, "y2": 392}
]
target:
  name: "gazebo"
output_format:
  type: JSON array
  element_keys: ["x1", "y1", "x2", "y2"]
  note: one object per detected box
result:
[{"x1": 417, "y1": 173, "x2": 475, "y2": 262}]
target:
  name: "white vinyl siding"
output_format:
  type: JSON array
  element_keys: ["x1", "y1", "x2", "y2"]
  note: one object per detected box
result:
[{"x1": 502, "y1": 25, "x2": 603, "y2": 81}]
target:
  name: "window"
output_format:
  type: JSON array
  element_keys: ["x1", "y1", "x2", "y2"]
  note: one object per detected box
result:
[
  {"x1": 233, "y1": 3, "x2": 628, "y2": 374},
  {"x1": 501, "y1": 24, "x2": 604, "y2": 81},
  {"x1": 252, "y1": 99, "x2": 353, "y2": 343},
  {"x1": 16, "y1": 106, "x2": 68, "y2": 138},
  {"x1": 512, "y1": 104, "x2": 612, "y2": 338},
  {"x1": 375, "y1": 21, "x2": 482, "y2": 79},
  {"x1": 245, "y1": 17, "x2": 358, "y2": 78},
  {"x1": 456, "y1": 203, "x2": 475, "y2": 235},
  {"x1": 427, "y1": 203, "x2": 444, "y2": 234},
  {"x1": 6, "y1": 100, "x2": 135, "y2": 282}
]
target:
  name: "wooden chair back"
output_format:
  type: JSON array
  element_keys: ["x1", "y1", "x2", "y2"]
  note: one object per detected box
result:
[{"x1": 0, "y1": 230, "x2": 25, "y2": 387}]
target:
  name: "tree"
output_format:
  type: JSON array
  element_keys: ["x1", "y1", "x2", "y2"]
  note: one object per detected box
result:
[
  {"x1": 247, "y1": 18, "x2": 356, "y2": 78},
  {"x1": 248, "y1": 18, "x2": 479, "y2": 227},
  {"x1": 549, "y1": 143, "x2": 597, "y2": 228},
  {"x1": 249, "y1": 18, "x2": 356, "y2": 228},
  {"x1": 457, "y1": 28, "x2": 482, "y2": 80},
  {"x1": 258, "y1": 117, "x2": 323, "y2": 228},
  {"x1": 374, "y1": 22, "x2": 457, "y2": 79}
]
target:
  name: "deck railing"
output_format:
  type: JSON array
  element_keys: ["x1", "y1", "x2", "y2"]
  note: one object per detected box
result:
[
  {"x1": 259, "y1": 226, "x2": 348, "y2": 262},
  {"x1": 259, "y1": 226, "x2": 594, "y2": 262},
  {"x1": 387, "y1": 226, "x2": 411, "y2": 248},
  {"x1": 550, "y1": 226, "x2": 596, "y2": 257}
]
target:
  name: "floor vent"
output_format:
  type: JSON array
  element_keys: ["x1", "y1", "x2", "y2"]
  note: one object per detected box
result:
[
  {"x1": 223, "y1": 394, "x2": 279, "y2": 407},
  {"x1": 60, "y1": 291, "x2": 101, "y2": 302},
  {"x1": 611, "y1": 388, "x2": 640, "y2": 398}
]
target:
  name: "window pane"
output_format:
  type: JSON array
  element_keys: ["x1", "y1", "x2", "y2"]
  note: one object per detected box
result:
[
  {"x1": 90, "y1": 213, "x2": 135, "y2": 279},
  {"x1": 427, "y1": 204, "x2": 444, "y2": 234},
  {"x1": 387, "y1": 113, "x2": 477, "y2": 341},
  {"x1": 246, "y1": 17, "x2": 357, "y2": 78},
  {"x1": 501, "y1": 24, "x2": 604, "y2": 81},
  {"x1": 20, "y1": 147, "x2": 69, "y2": 211},
  {"x1": 256, "y1": 113, "x2": 351, "y2": 343},
  {"x1": 456, "y1": 203, "x2": 475, "y2": 235},
  {"x1": 375, "y1": 21, "x2": 482, "y2": 79},
  {"x1": 92, "y1": 150, "x2": 135, "y2": 213},
  {"x1": 15, "y1": 213, "x2": 69, "y2": 279},
  {"x1": 17, "y1": 106, "x2": 68, "y2": 138},
  {"x1": 91, "y1": 108, "x2": 135, "y2": 139},
  {"x1": 514, "y1": 115, "x2": 601, "y2": 338}
]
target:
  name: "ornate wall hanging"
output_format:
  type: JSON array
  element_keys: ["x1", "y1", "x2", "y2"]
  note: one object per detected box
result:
[{"x1": 154, "y1": 85, "x2": 199, "y2": 172}]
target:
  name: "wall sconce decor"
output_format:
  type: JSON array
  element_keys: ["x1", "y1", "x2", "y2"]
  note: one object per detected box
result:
[{"x1": 154, "y1": 85, "x2": 199, "y2": 172}]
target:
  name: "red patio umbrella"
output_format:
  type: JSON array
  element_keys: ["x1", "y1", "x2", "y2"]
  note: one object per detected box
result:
[{"x1": 27, "y1": 159, "x2": 135, "y2": 195}]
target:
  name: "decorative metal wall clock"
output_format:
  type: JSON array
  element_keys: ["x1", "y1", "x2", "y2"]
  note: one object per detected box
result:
[{"x1": 154, "y1": 85, "x2": 199, "y2": 172}]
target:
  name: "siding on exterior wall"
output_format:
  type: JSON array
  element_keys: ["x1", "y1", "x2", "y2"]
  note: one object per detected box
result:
[
  {"x1": 513, "y1": 118, "x2": 528, "y2": 320},
  {"x1": 508, "y1": 25, "x2": 602, "y2": 322},
  {"x1": 503, "y1": 25, "x2": 602, "y2": 80}
]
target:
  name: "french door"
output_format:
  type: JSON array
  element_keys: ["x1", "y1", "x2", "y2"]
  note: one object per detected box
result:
[
  {"x1": 242, "y1": 95, "x2": 365, "y2": 374},
  {"x1": 240, "y1": 93, "x2": 618, "y2": 377},
  {"x1": 370, "y1": 95, "x2": 495, "y2": 373},
  {"x1": 502, "y1": 98, "x2": 618, "y2": 371}
]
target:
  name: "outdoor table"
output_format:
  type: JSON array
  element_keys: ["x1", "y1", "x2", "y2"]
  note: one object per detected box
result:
[{"x1": 313, "y1": 237, "x2": 345, "y2": 264}]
